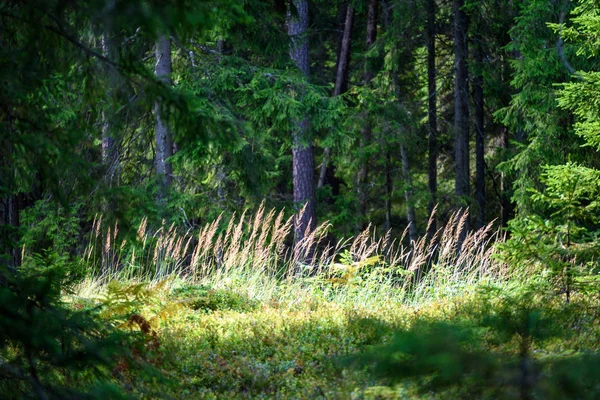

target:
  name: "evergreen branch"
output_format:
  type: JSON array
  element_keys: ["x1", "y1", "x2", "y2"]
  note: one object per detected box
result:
[{"x1": 556, "y1": 0, "x2": 581, "y2": 79}]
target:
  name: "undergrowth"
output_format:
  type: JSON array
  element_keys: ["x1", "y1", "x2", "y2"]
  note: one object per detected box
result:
[{"x1": 6, "y1": 206, "x2": 599, "y2": 398}]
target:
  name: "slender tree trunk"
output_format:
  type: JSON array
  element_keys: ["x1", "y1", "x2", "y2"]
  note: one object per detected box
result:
[
  {"x1": 357, "y1": 0, "x2": 378, "y2": 225},
  {"x1": 453, "y1": 0, "x2": 470, "y2": 244},
  {"x1": 287, "y1": 0, "x2": 316, "y2": 247},
  {"x1": 318, "y1": 4, "x2": 354, "y2": 189},
  {"x1": 1, "y1": 116, "x2": 22, "y2": 272},
  {"x1": 474, "y1": 39, "x2": 485, "y2": 230},
  {"x1": 154, "y1": 34, "x2": 173, "y2": 193},
  {"x1": 364, "y1": 0, "x2": 378, "y2": 84},
  {"x1": 500, "y1": 127, "x2": 513, "y2": 227},
  {"x1": 334, "y1": 6, "x2": 354, "y2": 98},
  {"x1": 426, "y1": 0, "x2": 438, "y2": 238},
  {"x1": 400, "y1": 144, "x2": 418, "y2": 244},
  {"x1": 394, "y1": 74, "x2": 418, "y2": 244},
  {"x1": 101, "y1": 30, "x2": 120, "y2": 185},
  {"x1": 384, "y1": 150, "x2": 392, "y2": 232},
  {"x1": 215, "y1": 38, "x2": 228, "y2": 206}
]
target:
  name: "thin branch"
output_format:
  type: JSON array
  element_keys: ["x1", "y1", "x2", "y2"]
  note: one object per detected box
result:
[{"x1": 556, "y1": 0, "x2": 581, "y2": 78}]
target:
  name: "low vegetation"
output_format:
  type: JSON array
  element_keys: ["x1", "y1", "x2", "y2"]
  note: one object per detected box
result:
[{"x1": 3, "y1": 207, "x2": 598, "y2": 399}]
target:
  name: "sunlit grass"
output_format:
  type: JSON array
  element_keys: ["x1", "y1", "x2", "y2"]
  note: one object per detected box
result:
[
  {"x1": 70, "y1": 206, "x2": 596, "y2": 398},
  {"x1": 76, "y1": 204, "x2": 507, "y2": 308}
]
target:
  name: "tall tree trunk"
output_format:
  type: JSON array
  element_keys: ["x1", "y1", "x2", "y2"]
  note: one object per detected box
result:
[
  {"x1": 357, "y1": 0, "x2": 378, "y2": 226},
  {"x1": 500, "y1": 127, "x2": 513, "y2": 227},
  {"x1": 287, "y1": 0, "x2": 316, "y2": 247},
  {"x1": 1, "y1": 116, "x2": 22, "y2": 272},
  {"x1": 384, "y1": 150, "x2": 392, "y2": 233},
  {"x1": 400, "y1": 144, "x2": 418, "y2": 244},
  {"x1": 318, "y1": 4, "x2": 354, "y2": 189},
  {"x1": 394, "y1": 75, "x2": 418, "y2": 244},
  {"x1": 101, "y1": 29, "x2": 120, "y2": 185},
  {"x1": 474, "y1": 39, "x2": 485, "y2": 230},
  {"x1": 453, "y1": 0, "x2": 470, "y2": 244},
  {"x1": 426, "y1": 0, "x2": 438, "y2": 238},
  {"x1": 154, "y1": 34, "x2": 173, "y2": 194}
]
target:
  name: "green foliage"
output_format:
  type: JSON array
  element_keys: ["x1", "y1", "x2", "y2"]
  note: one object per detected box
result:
[
  {"x1": 499, "y1": 162, "x2": 600, "y2": 297},
  {"x1": 349, "y1": 285, "x2": 600, "y2": 399},
  {"x1": 171, "y1": 284, "x2": 259, "y2": 313},
  {"x1": 20, "y1": 200, "x2": 83, "y2": 258},
  {"x1": 0, "y1": 265, "x2": 129, "y2": 399},
  {"x1": 501, "y1": 0, "x2": 600, "y2": 296},
  {"x1": 495, "y1": 0, "x2": 577, "y2": 216}
]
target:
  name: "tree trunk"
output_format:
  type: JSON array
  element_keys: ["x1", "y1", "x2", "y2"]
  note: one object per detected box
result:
[
  {"x1": 318, "y1": 4, "x2": 354, "y2": 189},
  {"x1": 394, "y1": 74, "x2": 418, "y2": 244},
  {"x1": 453, "y1": 0, "x2": 470, "y2": 244},
  {"x1": 500, "y1": 127, "x2": 513, "y2": 227},
  {"x1": 400, "y1": 144, "x2": 418, "y2": 244},
  {"x1": 287, "y1": 0, "x2": 316, "y2": 247},
  {"x1": 154, "y1": 34, "x2": 173, "y2": 193},
  {"x1": 426, "y1": 0, "x2": 438, "y2": 238},
  {"x1": 1, "y1": 117, "x2": 21, "y2": 272},
  {"x1": 357, "y1": 0, "x2": 378, "y2": 225},
  {"x1": 474, "y1": 39, "x2": 485, "y2": 230},
  {"x1": 384, "y1": 150, "x2": 392, "y2": 233},
  {"x1": 101, "y1": 29, "x2": 120, "y2": 185}
]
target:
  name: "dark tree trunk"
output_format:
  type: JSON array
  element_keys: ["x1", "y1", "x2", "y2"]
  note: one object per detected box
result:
[
  {"x1": 154, "y1": 34, "x2": 173, "y2": 193},
  {"x1": 357, "y1": 0, "x2": 378, "y2": 225},
  {"x1": 334, "y1": 1, "x2": 348, "y2": 77},
  {"x1": 453, "y1": 0, "x2": 470, "y2": 244},
  {"x1": 400, "y1": 144, "x2": 418, "y2": 244},
  {"x1": 474, "y1": 39, "x2": 485, "y2": 230},
  {"x1": 318, "y1": 4, "x2": 354, "y2": 189},
  {"x1": 287, "y1": 0, "x2": 316, "y2": 246},
  {"x1": 500, "y1": 127, "x2": 513, "y2": 227},
  {"x1": 384, "y1": 150, "x2": 392, "y2": 232},
  {"x1": 101, "y1": 30, "x2": 120, "y2": 185},
  {"x1": 1, "y1": 119, "x2": 22, "y2": 272},
  {"x1": 394, "y1": 74, "x2": 418, "y2": 244},
  {"x1": 426, "y1": 0, "x2": 438, "y2": 238},
  {"x1": 1, "y1": 192, "x2": 21, "y2": 271},
  {"x1": 334, "y1": 6, "x2": 354, "y2": 97}
]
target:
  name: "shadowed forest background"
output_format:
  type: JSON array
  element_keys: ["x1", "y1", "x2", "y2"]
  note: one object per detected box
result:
[{"x1": 1, "y1": 0, "x2": 600, "y2": 398}]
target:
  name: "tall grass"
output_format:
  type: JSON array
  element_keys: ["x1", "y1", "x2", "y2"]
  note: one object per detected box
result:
[{"x1": 79, "y1": 203, "x2": 507, "y2": 306}]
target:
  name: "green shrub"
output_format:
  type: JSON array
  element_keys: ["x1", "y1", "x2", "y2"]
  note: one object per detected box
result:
[
  {"x1": 0, "y1": 263, "x2": 130, "y2": 399},
  {"x1": 171, "y1": 284, "x2": 258, "y2": 313}
]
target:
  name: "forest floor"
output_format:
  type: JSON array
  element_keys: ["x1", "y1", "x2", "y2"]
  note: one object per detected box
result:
[{"x1": 71, "y1": 276, "x2": 600, "y2": 399}]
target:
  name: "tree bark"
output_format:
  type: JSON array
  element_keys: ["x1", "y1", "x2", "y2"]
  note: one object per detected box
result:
[
  {"x1": 1, "y1": 116, "x2": 22, "y2": 272},
  {"x1": 101, "y1": 29, "x2": 120, "y2": 185},
  {"x1": 318, "y1": 4, "x2": 354, "y2": 189},
  {"x1": 384, "y1": 150, "x2": 392, "y2": 233},
  {"x1": 500, "y1": 127, "x2": 513, "y2": 227},
  {"x1": 474, "y1": 39, "x2": 485, "y2": 230},
  {"x1": 287, "y1": 0, "x2": 316, "y2": 247},
  {"x1": 400, "y1": 144, "x2": 418, "y2": 244},
  {"x1": 453, "y1": 0, "x2": 470, "y2": 244},
  {"x1": 426, "y1": 0, "x2": 438, "y2": 238},
  {"x1": 394, "y1": 74, "x2": 418, "y2": 244},
  {"x1": 357, "y1": 0, "x2": 378, "y2": 225},
  {"x1": 154, "y1": 34, "x2": 173, "y2": 193}
]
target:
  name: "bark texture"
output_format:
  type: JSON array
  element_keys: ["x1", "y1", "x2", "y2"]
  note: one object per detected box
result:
[
  {"x1": 154, "y1": 34, "x2": 173, "y2": 191},
  {"x1": 101, "y1": 30, "x2": 120, "y2": 185},
  {"x1": 401, "y1": 144, "x2": 418, "y2": 244},
  {"x1": 287, "y1": 0, "x2": 316, "y2": 246},
  {"x1": 453, "y1": 0, "x2": 470, "y2": 243},
  {"x1": 426, "y1": 0, "x2": 438, "y2": 237},
  {"x1": 474, "y1": 39, "x2": 485, "y2": 230}
]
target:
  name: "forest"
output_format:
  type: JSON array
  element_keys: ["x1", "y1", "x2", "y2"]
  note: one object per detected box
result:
[{"x1": 1, "y1": 0, "x2": 600, "y2": 398}]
